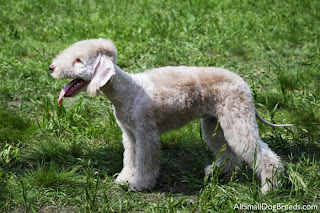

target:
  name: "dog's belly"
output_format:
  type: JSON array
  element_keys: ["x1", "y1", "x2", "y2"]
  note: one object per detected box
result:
[
  {"x1": 151, "y1": 88, "x2": 215, "y2": 133},
  {"x1": 155, "y1": 107, "x2": 208, "y2": 133}
]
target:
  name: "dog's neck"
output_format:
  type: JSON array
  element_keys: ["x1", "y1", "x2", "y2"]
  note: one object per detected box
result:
[{"x1": 101, "y1": 66, "x2": 139, "y2": 110}]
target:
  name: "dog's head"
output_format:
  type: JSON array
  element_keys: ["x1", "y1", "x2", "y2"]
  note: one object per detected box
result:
[{"x1": 50, "y1": 39, "x2": 117, "y2": 104}]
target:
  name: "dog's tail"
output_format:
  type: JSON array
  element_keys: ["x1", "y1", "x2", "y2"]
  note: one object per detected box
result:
[{"x1": 255, "y1": 109, "x2": 292, "y2": 127}]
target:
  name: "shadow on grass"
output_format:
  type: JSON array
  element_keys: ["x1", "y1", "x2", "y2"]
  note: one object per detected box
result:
[
  {"x1": 67, "y1": 132, "x2": 320, "y2": 195},
  {"x1": 263, "y1": 132, "x2": 320, "y2": 163},
  {"x1": 18, "y1": 119, "x2": 320, "y2": 196},
  {"x1": 78, "y1": 135, "x2": 213, "y2": 195},
  {"x1": 154, "y1": 140, "x2": 212, "y2": 195},
  {"x1": 154, "y1": 131, "x2": 320, "y2": 195}
]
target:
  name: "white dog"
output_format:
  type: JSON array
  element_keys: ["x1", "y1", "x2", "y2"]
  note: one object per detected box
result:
[{"x1": 50, "y1": 39, "x2": 291, "y2": 194}]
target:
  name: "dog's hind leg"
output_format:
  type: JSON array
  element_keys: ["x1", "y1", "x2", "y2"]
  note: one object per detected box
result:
[
  {"x1": 201, "y1": 117, "x2": 242, "y2": 175},
  {"x1": 217, "y1": 106, "x2": 283, "y2": 194}
]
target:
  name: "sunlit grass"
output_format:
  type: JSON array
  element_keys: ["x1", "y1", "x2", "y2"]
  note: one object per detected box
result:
[{"x1": 0, "y1": 0, "x2": 319, "y2": 212}]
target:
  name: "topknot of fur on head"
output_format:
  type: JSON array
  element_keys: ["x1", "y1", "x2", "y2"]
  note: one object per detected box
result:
[{"x1": 52, "y1": 38, "x2": 117, "y2": 73}]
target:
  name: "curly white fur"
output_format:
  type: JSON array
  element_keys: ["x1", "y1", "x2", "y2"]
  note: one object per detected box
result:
[{"x1": 50, "y1": 38, "x2": 284, "y2": 194}]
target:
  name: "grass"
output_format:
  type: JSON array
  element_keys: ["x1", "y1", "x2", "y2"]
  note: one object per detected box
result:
[{"x1": 1, "y1": 0, "x2": 320, "y2": 212}]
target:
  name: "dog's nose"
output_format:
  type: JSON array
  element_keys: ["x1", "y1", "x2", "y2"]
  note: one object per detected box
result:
[{"x1": 49, "y1": 64, "x2": 55, "y2": 73}]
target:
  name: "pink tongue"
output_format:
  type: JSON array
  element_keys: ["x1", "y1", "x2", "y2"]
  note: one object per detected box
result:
[{"x1": 58, "y1": 79, "x2": 79, "y2": 105}]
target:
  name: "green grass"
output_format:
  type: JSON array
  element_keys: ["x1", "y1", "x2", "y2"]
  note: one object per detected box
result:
[{"x1": 1, "y1": 0, "x2": 320, "y2": 212}]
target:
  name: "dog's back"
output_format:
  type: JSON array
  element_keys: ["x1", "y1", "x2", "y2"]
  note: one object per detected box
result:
[{"x1": 132, "y1": 66, "x2": 250, "y2": 132}]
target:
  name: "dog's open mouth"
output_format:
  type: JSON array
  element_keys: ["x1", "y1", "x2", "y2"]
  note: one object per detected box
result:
[{"x1": 58, "y1": 78, "x2": 89, "y2": 105}]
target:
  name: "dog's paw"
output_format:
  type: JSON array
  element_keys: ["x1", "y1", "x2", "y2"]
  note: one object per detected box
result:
[
  {"x1": 204, "y1": 165, "x2": 213, "y2": 176},
  {"x1": 204, "y1": 161, "x2": 228, "y2": 175},
  {"x1": 261, "y1": 184, "x2": 270, "y2": 195},
  {"x1": 129, "y1": 175, "x2": 156, "y2": 191},
  {"x1": 115, "y1": 169, "x2": 134, "y2": 183},
  {"x1": 129, "y1": 181, "x2": 151, "y2": 191}
]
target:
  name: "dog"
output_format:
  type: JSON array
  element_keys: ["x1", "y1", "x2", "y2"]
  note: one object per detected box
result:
[{"x1": 50, "y1": 38, "x2": 291, "y2": 193}]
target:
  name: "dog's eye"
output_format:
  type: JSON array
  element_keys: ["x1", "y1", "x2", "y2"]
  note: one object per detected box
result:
[{"x1": 73, "y1": 58, "x2": 83, "y2": 65}]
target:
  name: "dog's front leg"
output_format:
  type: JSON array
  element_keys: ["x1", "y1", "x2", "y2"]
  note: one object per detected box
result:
[
  {"x1": 130, "y1": 127, "x2": 161, "y2": 191},
  {"x1": 116, "y1": 126, "x2": 136, "y2": 183}
]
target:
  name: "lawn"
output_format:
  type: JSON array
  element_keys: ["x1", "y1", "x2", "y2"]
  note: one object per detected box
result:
[{"x1": 0, "y1": 0, "x2": 319, "y2": 212}]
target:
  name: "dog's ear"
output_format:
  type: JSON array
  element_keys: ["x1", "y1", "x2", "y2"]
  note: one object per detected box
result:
[{"x1": 87, "y1": 54, "x2": 116, "y2": 97}]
